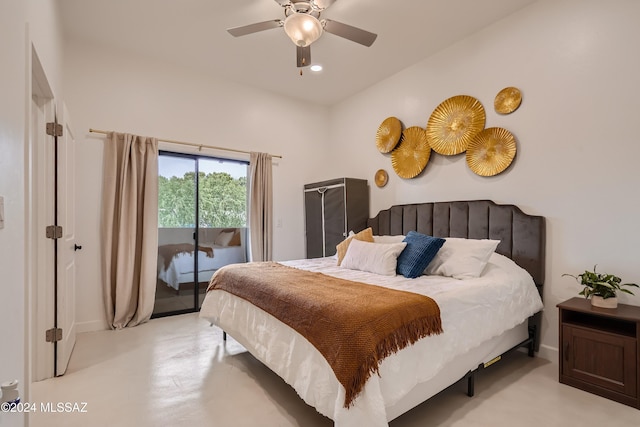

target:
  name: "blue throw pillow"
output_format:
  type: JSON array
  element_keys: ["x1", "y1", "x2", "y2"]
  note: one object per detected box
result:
[{"x1": 396, "y1": 231, "x2": 446, "y2": 279}]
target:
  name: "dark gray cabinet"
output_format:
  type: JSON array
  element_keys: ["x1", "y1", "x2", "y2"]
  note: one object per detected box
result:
[{"x1": 304, "y1": 178, "x2": 369, "y2": 258}]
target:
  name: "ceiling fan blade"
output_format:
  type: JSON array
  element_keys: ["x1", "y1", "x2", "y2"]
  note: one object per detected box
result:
[
  {"x1": 297, "y1": 45, "x2": 311, "y2": 68},
  {"x1": 275, "y1": 0, "x2": 335, "y2": 8},
  {"x1": 323, "y1": 19, "x2": 377, "y2": 47},
  {"x1": 314, "y1": 0, "x2": 337, "y2": 9},
  {"x1": 227, "y1": 20, "x2": 282, "y2": 37}
]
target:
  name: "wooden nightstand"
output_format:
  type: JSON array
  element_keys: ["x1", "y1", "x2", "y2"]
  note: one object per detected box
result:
[{"x1": 558, "y1": 297, "x2": 640, "y2": 409}]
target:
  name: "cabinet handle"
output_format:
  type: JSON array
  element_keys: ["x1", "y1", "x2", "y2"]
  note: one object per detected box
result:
[{"x1": 564, "y1": 342, "x2": 570, "y2": 362}]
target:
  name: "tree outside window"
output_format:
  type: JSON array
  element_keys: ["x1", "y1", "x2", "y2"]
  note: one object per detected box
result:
[{"x1": 158, "y1": 156, "x2": 247, "y2": 228}]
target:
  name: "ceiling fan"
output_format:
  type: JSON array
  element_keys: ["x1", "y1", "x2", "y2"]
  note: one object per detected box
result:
[{"x1": 227, "y1": 0, "x2": 377, "y2": 68}]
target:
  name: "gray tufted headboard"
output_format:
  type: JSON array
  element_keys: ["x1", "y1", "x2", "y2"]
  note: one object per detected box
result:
[{"x1": 367, "y1": 200, "x2": 546, "y2": 291}]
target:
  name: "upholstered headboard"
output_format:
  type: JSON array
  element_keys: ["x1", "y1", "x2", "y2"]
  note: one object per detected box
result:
[{"x1": 367, "y1": 200, "x2": 546, "y2": 289}]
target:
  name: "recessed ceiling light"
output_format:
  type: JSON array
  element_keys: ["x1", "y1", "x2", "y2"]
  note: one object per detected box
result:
[{"x1": 310, "y1": 64, "x2": 323, "y2": 72}]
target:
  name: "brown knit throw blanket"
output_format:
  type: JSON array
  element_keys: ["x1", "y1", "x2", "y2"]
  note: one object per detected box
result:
[
  {"x1": 158, "y1": 243, "x2": 214, "y2": 270},
  {"x1": 207, "y1": 262, "x2": 443, "y2": 407}
]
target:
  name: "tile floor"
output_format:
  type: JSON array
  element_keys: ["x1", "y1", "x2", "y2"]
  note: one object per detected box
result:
[{"x1": 29, "y1": 313, "x2": 640, "y2": 427}]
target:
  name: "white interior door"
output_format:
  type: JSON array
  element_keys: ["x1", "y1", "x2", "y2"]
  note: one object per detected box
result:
[
  {"x1": 30, "y1": 93, "x2": 55, "y2": 381},
  {"x1": 30, "y1": 48, "x2": 77, "y2": 380},
  {"x1": 55, "y1": 103, "x2": 77, "y2": 376}
]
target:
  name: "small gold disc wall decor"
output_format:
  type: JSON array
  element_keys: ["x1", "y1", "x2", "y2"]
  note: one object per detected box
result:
[
  {"x1": 376, "y1": 116, "x2": 402, "y2": 153},
  {"x1": 374, "y1": 169, "x2": 388, "y2": 188},
  {"x1": 426, "y1": 95, "x2": 486, "y2": 156},
  {"x1": 466, "y1": 127, "x2": 517, "y2": 177},
  {"x1": 494, "y1": 87, "x2": 522, "y2": 114},
  {"x1": 391, "y1": 126, "x2": 431, "y2": 179}
]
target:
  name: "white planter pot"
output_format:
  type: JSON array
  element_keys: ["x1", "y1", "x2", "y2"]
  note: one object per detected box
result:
[{"x1": 590, "y1": 295, "x2": 618, "y2": 309}]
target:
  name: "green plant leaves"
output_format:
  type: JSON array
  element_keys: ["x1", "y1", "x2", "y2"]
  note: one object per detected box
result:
[{"x1": 563, "y1": 265, "x2": 637, "y2": 299}]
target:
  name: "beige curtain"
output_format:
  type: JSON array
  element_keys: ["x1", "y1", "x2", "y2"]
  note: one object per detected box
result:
[
  {"x1": 102, "y1": 132, "x2": 158, "y2": 329},
  {"x1": 249, "y1": 152, "x2": 273, "y2": 261}
]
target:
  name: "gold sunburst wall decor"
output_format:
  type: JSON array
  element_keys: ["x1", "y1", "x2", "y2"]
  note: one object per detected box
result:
[
  {"x1": 374, "y1": 169, "x2": 388, "y2": 187},
  {"x1": 391, "y1": 127, "x2": 431, "y2": 179},
  {"x1": 494, "y1": 87, "x2": 522, "y2": 114},
  {"x1": 466, "y1": 127, "x2": 517, "y2": 176},
  {"x1": 425, "y1": 95, "x2": 486, "y2": 156},
  {"x1": 375, "y1": 116, "x2": 402, "y2": 153}
]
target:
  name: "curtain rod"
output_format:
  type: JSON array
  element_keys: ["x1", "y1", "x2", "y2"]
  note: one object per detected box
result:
[{"x1": 89, "y1": 128, "x2": 282, "y2": 159}]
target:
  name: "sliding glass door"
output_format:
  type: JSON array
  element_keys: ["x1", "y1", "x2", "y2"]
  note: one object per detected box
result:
[{"x1": 154, "y1": 152, "x2": 248, "y2": 317}]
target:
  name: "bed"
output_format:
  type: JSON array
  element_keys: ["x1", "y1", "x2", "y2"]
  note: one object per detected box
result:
[
  {"x1": 199, "y1": 200, "x2": 545, "y2": 426},
  {"x1": 157, "y1": 229, "x2": 247, "y2": 291}
]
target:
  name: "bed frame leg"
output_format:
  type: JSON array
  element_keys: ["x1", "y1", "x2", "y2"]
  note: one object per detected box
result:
[
  {"x1": 467, "y1": 373, "x2": 475, "y2": 397},
  {"x1": 527, "y1": 323, "x2": 537, "y2": 357},
  {"x1": 222, "y1": 331, "x2": 227, "y2": 342},
  {"x1": 463, "y1": 333, "x2": 536, "y2": 399}
]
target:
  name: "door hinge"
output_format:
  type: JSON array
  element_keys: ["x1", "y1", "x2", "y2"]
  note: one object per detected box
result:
[
  {"x1": 45, "y1": 328, "x2": 63, "y2": 343},
  {"x1": 46, "y1": 122, "x2": 63, "y2": 137},
  {"x1": 46, "y1": 225, "x2": 63, "y2": 239}
]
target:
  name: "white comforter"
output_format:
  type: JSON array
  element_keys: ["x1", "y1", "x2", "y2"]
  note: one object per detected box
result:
[{"x1": 199, "y1": 253, "x2": 543, "y2": 426}]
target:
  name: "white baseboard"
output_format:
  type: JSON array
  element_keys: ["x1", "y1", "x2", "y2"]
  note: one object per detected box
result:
[
  {"x1": 536, "y1": 344, "x2": 558, "y2": 363},
  {"x1": 75, "y1": 319, "x2": 108, "y2": 333}
]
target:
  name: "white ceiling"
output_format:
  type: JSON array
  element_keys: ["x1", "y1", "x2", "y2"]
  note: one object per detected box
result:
[{"x1": 58, "y1": 0, "x2": 536, "y2": 106}]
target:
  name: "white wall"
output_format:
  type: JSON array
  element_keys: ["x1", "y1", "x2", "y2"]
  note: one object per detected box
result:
[
  {"x1": 326, "y1": 0, "x2": 640, "y2": 358},
  {"x1": 63, "y1": 40, "x2": 330, "y2": 331},
  {"x1": 0, "y1": 0, "x2": 64, "y2": 425},
  {"x1": 0, "y1": 3, "x2": 28, "y2": 426},
  {"x1": 27, "y1": 0, "x2": 65, "y2": 98}
]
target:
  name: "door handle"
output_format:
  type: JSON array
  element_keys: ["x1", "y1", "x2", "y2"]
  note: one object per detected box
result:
[{"x1": 74, "y1": 244, "x2": 83, "y2": 251}]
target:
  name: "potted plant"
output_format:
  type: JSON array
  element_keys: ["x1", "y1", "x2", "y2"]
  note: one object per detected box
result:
[{"x1": 563, "y1": 265, "x2": 638, "y2": 308}]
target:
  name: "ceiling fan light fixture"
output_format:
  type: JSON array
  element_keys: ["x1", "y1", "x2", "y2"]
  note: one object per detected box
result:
[{"x1": 283, "y1": 12, "x2": 323, "y2": 47}]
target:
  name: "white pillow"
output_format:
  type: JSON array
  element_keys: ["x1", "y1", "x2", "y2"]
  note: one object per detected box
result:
[
  {"x1": 214, "y1": 230, "x2": 234, "y2": 246},
  {"x1": 340, "y1": 239, "x2": 407, "y2": 276},
  {"x1": 424, "y1": 238, "x2": 500, "y2": 279},
  {"x1": 373, "y1": 235, "x2": 406, "y2": 244}
]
